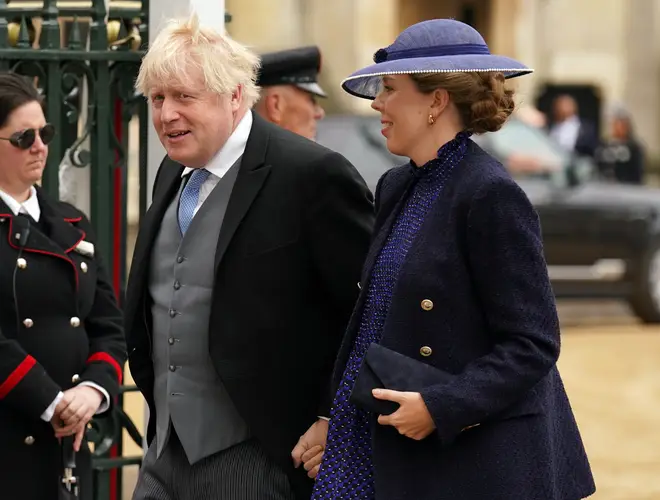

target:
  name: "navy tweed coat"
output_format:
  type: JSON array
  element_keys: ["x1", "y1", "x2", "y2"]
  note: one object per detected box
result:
[{"x1": 331, "y1": 141, "x2": 596, "y2": 500}]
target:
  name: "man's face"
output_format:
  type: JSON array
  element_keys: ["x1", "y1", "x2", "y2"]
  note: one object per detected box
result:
[
  {"x1": 149, "y1": 67, "x2": 241, "y2": 168},
  {"x1": 261, "y1": 85, "x2": 325, "y2": 140}
]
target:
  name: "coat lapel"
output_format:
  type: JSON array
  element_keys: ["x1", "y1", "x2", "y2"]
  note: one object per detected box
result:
[
  {"x1": 131, "y1": 161, "x2": 183, "y2": 272},
  {"x1": 359, "y1": 168, "x2": 416, "y2": 285},
  {"x1": 214, "y1": 112, "x2": 272, "y2": 270}
]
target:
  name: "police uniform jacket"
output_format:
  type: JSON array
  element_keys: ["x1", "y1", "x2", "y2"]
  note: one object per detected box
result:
[
  {"x1": 331, "y1": 141, "x2": 596, "y2": 500},
  {"x1": 0, "y1": 186, "x2": 126, "y2": 500}
]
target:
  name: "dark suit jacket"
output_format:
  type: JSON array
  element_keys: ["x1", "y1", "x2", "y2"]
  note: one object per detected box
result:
[
  {"x1": 332, "y1": 141, "x2": 595, "y2": 500},
  {"x1": 0, "y1": 189, "x2": 125, "y2": 500},
  {"x1": 124, "y1": 112, "x2": 375, "y2": 498}
]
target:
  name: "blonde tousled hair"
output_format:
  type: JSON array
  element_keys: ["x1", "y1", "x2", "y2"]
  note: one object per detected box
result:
[{"x1": 135, "y1": 14, "x2": 261, "y2": 107}]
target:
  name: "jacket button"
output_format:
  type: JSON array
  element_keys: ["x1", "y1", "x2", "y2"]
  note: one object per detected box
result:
[
  {"x1": 71, "y1": 374, "x2": 80, "y2": 383},
  {"x1": 168, "y1": 338, "x2": 175, "y2": 345},
  {"x1": 176, "y1": 256, "x2": 184, "y2": 264},
  {"x1": 70, "y1": 317, "x2": 81, "y2": 327},
  {"x1": 421, "y1": 299, "x2": 434, "y2": 311},
  {"x1": 420, "y1": 346, "x2": 433, "y2": 357},
  {"x1": 16, "y1": 258, "x2": 27, "y2": 269},
  {"x1": 80, "y1": 262, "x2": 88, "y2": 273},
  {"x1": 169, "y1": 365, "x2": 177, "y2": 372},
  {"x1": 24, "y1": 436, "x2": 35, "y2": 445},
  {"x1": 23, "y1": 318, "x2": 33, "y2": 328},
  {"x1": 357, "y1": 282, "x2": 362, "y2": 290}
]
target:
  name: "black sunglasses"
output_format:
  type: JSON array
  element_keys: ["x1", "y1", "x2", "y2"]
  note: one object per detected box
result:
[{"x1": 0, "y1": 123, "x2": 55, "y2": 150}]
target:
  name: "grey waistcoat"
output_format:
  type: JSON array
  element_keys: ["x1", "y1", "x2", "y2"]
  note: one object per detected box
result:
[{"x1": 149, "y1": 160, "x2": 249, "y2": 464}]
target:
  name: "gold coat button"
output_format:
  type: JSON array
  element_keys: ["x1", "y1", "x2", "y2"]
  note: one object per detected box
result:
[
  {"x1": 24, "y1": 436, "x2": 35, "y2": 445},
  {"x1": 421, "y1": 299, "x2": 434, "y2": 311},
  {"x1": 17, "y1": 258, "x2": 27, "y2": 269},
  {"x1": 70, "y1": 317, "x2": 81, "y2": 327},
  {"x1": 80, "y1": 262, "x2": 88, "y2": 273},
  {"x1": 420, "y1": 346, "x2": 433, "y2": 357},
  {"x1": 23, "y1": 318, "x2": 33, "y2": 328},
  {"x1": 71, "y1": 374, "x2": 80, "y2": 383}
]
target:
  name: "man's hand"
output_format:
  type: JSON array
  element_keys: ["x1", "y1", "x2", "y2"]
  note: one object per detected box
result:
[
  {"x1": 51, "y1": 386, "x2": 103, "y2": 451},
  {"x1": 291, "y1": 418, "x2": 328, "y2": 479},
  {"x1": 373, "y1": 389, "x2": 436, "y2": 440}
]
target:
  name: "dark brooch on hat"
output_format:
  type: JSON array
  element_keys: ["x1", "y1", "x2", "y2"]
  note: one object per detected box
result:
[{"x1": 373, "y1": 48, "x2": 388, "y2": 63}]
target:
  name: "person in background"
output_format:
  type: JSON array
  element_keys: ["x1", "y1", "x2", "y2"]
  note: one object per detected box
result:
[
  {"x1": 254, "y1": 46, "x2": 327, "y2": 140},
  {"x1": 125, "y1": 15, "x2": 374, "y2": 500},
  {"x1": 307, "y1": 19, "x2": 595, "y2": 500},
  {"x1": 0, "y1": 71, "x2": 126, "y2": 500},
  {"x1": 596, "y1": 107, "x2": 645, "y2": 184},
  {"x1": 549, "y1": 94, "x2": 599, "y2": 158}
]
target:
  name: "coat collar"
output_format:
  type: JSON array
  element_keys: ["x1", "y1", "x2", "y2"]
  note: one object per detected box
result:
[{"x1": 0, "y1": 186, "x2": 85, "y2": 260}]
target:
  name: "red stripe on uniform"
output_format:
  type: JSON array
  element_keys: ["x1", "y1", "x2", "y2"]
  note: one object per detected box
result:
[
  {"x1": 87, "y1": 353, "x2": 123, "y2": 384},
  {"x1": 0, "y1": 356, "x2": 36, "y2": 399}
]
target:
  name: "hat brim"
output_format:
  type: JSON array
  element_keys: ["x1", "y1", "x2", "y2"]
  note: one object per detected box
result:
[
  {"x1": 296, "y1": 82, "x2": 327, "y2": 98},
  {"x1": 341, "y1": 54, "x2": 533, "y2": 100}
]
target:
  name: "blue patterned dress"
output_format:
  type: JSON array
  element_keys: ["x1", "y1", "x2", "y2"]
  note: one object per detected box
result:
[{"x1": 311, "y1": 132, "x2": 472, "y2": 500}]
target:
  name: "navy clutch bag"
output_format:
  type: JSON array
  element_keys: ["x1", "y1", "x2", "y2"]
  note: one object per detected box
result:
[{"x1": 349, "y1": 343, "x2": 453, "y2": 415}]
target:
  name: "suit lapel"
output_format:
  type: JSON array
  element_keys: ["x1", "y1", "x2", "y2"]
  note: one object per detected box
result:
[
  {"x1": 132, "y1": 161, "x2": 183, "y2": 272},
  {"x1": 214, "y1": 112, "x2": 272, "y2": 270}
]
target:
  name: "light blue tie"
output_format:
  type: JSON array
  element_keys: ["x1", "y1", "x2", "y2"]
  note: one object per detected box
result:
[{"x1": 178, "y1": 168, "x2": 211, "y2": 235}]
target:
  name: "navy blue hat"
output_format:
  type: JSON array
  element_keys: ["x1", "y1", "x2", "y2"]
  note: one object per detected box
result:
[
  {"x1": 257, "y1": 46, "x2": 326, "y2": 98},
  {"x1": 342, "y1": 19, "x2": 532, "y2": 100}
]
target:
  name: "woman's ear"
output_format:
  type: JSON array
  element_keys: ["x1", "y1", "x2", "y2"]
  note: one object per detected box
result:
[{"x1": 430, "y1": 87, "x2": 450, "y2": 114}]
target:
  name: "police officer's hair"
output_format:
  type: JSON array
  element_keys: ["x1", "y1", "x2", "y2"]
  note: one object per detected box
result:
[
  {"x1": 0, "y1": 72, "x2": 44, "y2": 128},
  {"x1": 135, "y1": 14, "x2": 261, "y2": 107}
]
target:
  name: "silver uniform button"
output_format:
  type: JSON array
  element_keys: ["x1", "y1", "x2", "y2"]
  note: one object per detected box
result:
[
  {"x1": 80, "y1": 262, "x2": 88, "y2": 273},
  {"x1": 71, "y1": 374, "x2": 80, "y2": 383},
  {"x1": 70, "y1": 317, "x2": 81, "y2": 327},
  {"x1": 17, "y1": 258, "x2": 27, "y2": 269},
  {"x1": 23, "y1": 318, "x2": 33, "y2": 328},
  {"x1": 24, "y1": 436, "x2": 35, "y2": 445}
]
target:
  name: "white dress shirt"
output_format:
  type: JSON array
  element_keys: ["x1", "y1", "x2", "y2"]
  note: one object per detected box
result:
[
  {"x1": 0, "y1": 187, "x2": 110, "y2": 422},
  {"x1": 550, "y1": 116, "x2": 581, "y2": 153},
  {"x1": 181, "y1": 110, "x2": 253, "y2": 216}
]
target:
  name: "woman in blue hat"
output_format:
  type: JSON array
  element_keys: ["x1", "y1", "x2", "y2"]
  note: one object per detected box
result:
[{"x1": 308, "y1": 19, "x2": 596, "y2": 500}]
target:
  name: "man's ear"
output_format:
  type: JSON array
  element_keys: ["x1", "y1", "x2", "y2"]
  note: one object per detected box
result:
[
  {"x1": 264, "y1": 91, "x2": 284, "y2": 124},
  {"x1": 231, "y1": 84, "x2": 243, "y2": 112}
]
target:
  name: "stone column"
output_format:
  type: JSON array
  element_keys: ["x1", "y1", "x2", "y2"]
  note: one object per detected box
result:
[
  {"x1": 622, "y1": 0, "x2": 659, "y2": 157},
  {"x1": 225, "y1": 0, "x2": 304, "y2": 51}
]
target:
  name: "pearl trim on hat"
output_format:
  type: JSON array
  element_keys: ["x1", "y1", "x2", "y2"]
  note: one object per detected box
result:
[{"x1": 341, "y1": 67, "x2": 535, "y2": 86}]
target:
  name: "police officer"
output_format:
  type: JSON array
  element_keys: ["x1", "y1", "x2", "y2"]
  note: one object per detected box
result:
[
  {"x1": 0, "y1": 72, "x2": 126, "y2": 500},
  {"x1": 255, "y1": 45, "x2": 327, "y2": 140}
]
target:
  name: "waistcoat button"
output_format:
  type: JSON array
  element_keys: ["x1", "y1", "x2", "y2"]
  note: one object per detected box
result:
[
  {"x1": 421, "y1": 299, "x2": 434, "y2": 311},
  {"x1": 80, "y1": 262, "x2": 88, "y2": 273},
  {"x1": 17, "y1": 258, "x2": 27, "y2": 269},
  {"x1": 24, "y1": 436, "x2": 35, "y2": 445},
  {"x1": 168, "y1": 338, "x2": 175, "y2": 346},
  {"x1": 70, "y1": 317, "x2": 81, "y2": 327},
  {"x1": 173, "y1": 281, "x2": 181, "y2": 290},
  {"x1": 23, "y1": 318, "x2": 33, "y2": 328},
  {"x1": 169, "y1": 309, "x2": 177, "y2": 318},
  {"x1": 420, "y1": 346, "x2": 433, "y2": 357},
  {"x1": 169, "y1": 365, "x2": 176, "y2": 372},
  {"x1": 176, "y1": 256, "x2": 184, "y2": 264}
]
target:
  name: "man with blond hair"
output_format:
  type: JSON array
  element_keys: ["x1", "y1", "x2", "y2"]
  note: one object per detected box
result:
[{"x1": 124, "y1": 14, "x2": 374, "y2": 500}]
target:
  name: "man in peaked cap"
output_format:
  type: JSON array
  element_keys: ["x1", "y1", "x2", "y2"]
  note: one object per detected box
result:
[{"x1": 255, "y1": 45, "x2": 326, "y2": 140}]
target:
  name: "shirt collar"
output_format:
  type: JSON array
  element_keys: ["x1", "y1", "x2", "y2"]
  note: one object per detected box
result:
[
  {"x1": 0, "y1": 186, "x2": 41, "y2": 221},
  {"x1": 182, "y1": 110, "x2": 253, "y2": 179}
]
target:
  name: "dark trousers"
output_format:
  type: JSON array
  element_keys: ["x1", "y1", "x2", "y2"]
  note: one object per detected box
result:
[{"x1": 132, "y1": 430, "x2": 296, "y2": 500}]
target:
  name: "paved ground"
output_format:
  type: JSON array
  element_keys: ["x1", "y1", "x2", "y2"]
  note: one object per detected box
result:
[{"x1": 118, "y1": 300, "x2": 660, "y2": 499}]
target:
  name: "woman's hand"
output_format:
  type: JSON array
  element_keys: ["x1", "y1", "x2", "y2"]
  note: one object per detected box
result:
[
  {"x1": 52, "y1": 386, "x2": 103, "y2": 450},
  {"x1": 373, "y1": 389, "x2": 436, "y2": 440}
]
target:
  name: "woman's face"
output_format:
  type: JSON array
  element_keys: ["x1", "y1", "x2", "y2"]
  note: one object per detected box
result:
[
  {"x1": 371, "y1": 75, "x2": 436, "y2": 159},
  {"x1": 0, "y1": 100, "x2": 48, "y2": 193}
]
